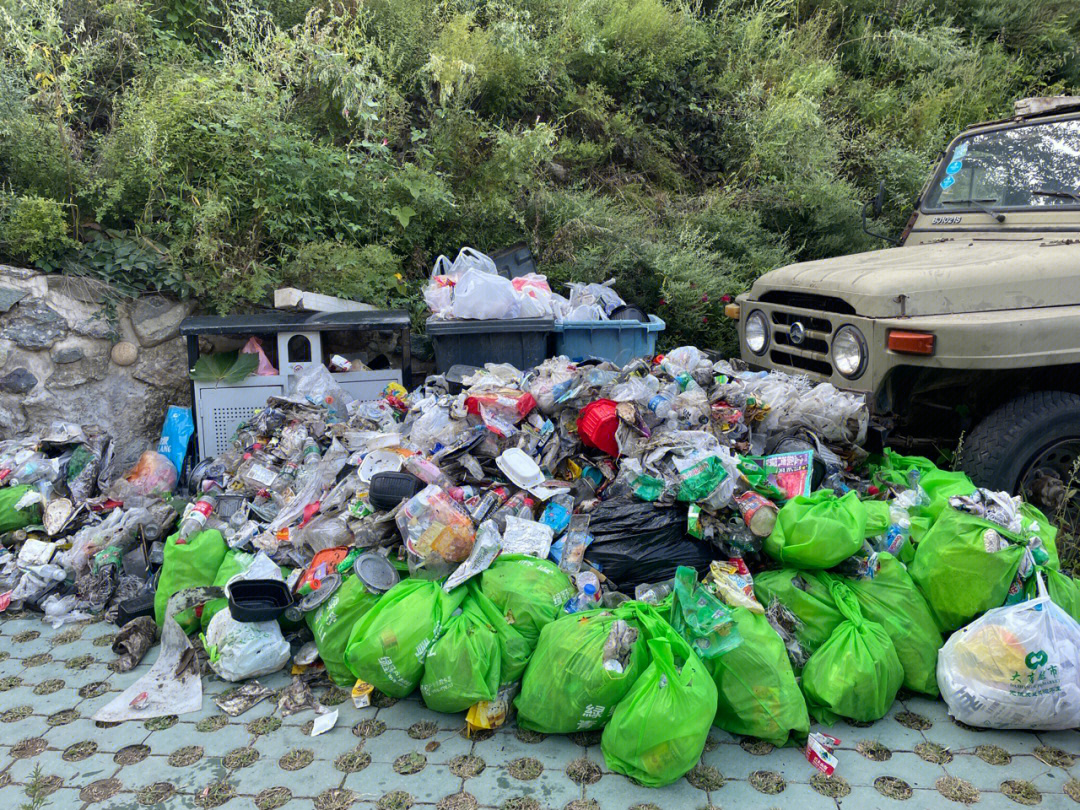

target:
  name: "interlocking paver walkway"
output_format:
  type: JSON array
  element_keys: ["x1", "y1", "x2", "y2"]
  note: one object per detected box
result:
[{"x1": 0, "y1": 613, "x2": 1076, "y2": 809}]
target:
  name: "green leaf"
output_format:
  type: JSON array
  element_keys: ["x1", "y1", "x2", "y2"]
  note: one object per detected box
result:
[
  {"x1": 390, "y1": 205, "x2": 416, "y2": 229},
  {"x1": 189, "y1": 351, "x2": 259, "y2": 384}
]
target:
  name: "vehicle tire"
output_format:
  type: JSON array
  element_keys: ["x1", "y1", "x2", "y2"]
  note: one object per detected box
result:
[{"x1": 958, "y1": 390, "x2": 1080, "y2": 494}]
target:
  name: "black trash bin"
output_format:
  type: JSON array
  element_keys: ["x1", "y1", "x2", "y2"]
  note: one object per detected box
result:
[{"x1": 426, "y1": 317, "x2": 554, "y2": 373}]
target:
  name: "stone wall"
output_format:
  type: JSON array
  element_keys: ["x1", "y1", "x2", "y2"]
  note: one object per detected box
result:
[{"x1": 0, "y1": 266, "x2": 192, "y2": 469}]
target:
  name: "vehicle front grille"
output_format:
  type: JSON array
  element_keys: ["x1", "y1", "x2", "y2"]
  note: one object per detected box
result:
[
  {"x1": 759, "y1": 291, "x2": 856, "y2": 315},
  {"x1": 767, "y1": 309, "x2": 833, "y2": 377}
]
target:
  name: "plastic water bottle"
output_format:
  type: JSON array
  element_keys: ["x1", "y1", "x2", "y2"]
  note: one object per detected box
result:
[
  {"x1": 178, "y1": 485, "x2": 222, "y2": 542},
  {"x1": 634, "y1": 581, "x2": 673, "y2": 604},
  {"x1": 647, "y1": 384, "x2": 679, "y2": 420},
  {"x1": 564, "y1": 582, "x2": 599, "y2": 614}
]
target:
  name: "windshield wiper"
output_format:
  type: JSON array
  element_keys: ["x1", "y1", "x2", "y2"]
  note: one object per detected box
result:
[
  {"x1": 1033, "y1": 188, "x2": 1080, "y2": 205},
  {"x1": 940, "y1": 197, "x2": 1006, "y2": 222}
]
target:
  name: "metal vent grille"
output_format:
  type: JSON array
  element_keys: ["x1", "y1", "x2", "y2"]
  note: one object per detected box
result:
[{"x1": 211, "y1": 405, "x2": 259, "y2": 458}]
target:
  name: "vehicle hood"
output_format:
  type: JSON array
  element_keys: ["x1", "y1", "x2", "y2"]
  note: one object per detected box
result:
[{"x1": 750, "y1": 239, "x2": 1080, "y2": 317}]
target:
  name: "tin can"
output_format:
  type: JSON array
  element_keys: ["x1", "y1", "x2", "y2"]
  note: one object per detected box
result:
[{"x1": 734, "y1": 491, "x2": 778, "y2": 537}]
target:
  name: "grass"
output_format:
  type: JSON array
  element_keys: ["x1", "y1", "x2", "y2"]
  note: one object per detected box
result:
[{"x1": 21, "y1": 765, "x2": 51, "y2": 810}]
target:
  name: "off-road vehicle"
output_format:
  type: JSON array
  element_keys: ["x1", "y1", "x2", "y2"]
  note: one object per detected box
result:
[{"x1": 731, "y1": 96, "x2": 1080, "y2": 510}]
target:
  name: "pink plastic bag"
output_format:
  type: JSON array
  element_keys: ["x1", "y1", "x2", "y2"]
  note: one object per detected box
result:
[{"x1": 241, "y1": 337, "x2": 278, "y2": 376}]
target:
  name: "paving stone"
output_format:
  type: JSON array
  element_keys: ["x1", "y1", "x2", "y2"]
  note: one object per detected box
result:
[
  {"x1": 121, "y1": 753, "x2": 228, "y2": 793},
  {"x1": 1030, "y1": 766, "x2": 1074, "y2": 795},
  {"x1": 47, "y1": 717, "x2": 149, "y2": 752},
  {"x1": 344, "y1": 763, "x2": 457, "y2": 804},
  {"x1": 8, "y1": 749, "x2": 117, "y2": 788},
  {"x1": 463, "y1": 763, "x2": 581, "y2": 809},
  {"x1": 0, "y1": 617, "x2": 1069, "y2": 810},
  {"x1": 147, "y1": 716, "x2": 254, "y2": 753},
  {"x1": 705, "y1": 777, "x2": 837, "y2": 809},
  {"x1": 374, "y1": 696, "x2": 444, "y2": 729},
  {"x1": 589, "y1": 771, "x2": 716, "y2": 808},
  {"x1": 700, "y1": 740, "x2": 806, "y2": 781},
  {"x1": 477, "y1": 728, "x2": 581, "y2": 769},
  {"x1": 942, "y1": 752, "x2": 1055, "y2": 791}
]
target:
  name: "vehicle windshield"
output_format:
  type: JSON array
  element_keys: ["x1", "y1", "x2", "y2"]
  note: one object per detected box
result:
[{"x1": 923, "y1": 118, "x2": 1080, "y2": 210}]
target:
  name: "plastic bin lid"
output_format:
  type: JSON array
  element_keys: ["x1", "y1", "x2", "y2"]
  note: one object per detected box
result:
[
  {"x1": 426, "y1": 316, "x2": 555, "y2": 334},
  {"x1": 298, "y1": 572, "x2": 342, "y2": 612},
  {"x1": 354, "y1": 553, "x2": 400, "y2": 594}
]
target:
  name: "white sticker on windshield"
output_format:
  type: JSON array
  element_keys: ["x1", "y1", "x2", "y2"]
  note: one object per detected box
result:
[
  {"x1": 954, "y1": 142, "x2": 969, "y2": 158},
  {"x1": 940, "y1": 175, "x2": 956, "y2": 190}
]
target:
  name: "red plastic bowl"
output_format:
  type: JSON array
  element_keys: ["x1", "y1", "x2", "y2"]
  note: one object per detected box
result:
[{"x1": 577, "y1": 399, "x2": 620, "y2": 456}]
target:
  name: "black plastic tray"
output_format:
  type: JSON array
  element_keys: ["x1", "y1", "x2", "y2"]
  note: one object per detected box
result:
[{"x1": 227, "y1": 579, "x2": 293, "y2": 622}]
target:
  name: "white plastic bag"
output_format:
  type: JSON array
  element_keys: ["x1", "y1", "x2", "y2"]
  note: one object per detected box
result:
[
  {"x1": 452, "y1": 268, "x2": 520, "y2": 320},
  {"x1": 450, "y1": 247, "x2": 498, "y2": 276},
  {"x1": 937, "y1": 573, "x2": 1080, "y2": 730},
  {"x1": 204, "y1": 611, "x2": 291, "y2": 682},
  {"x1": 204, "y1": 554, "x2": 290, "y2": 682},
  {"x1": 291, "y1": 365, "x2": 355, "y2": 423}
]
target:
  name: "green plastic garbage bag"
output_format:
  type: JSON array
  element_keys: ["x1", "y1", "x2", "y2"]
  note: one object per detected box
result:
[
  {"x1": 154, "y1": 529, "x2": 228, "y2": 634},
  {"x1": 200, "y1": 550, "x2": 254, "y2": 630},
  {"x1": 422, "y1": 597, "x2": 500, "y2": 713},
  {"x1": 345, "y1": 579, "x2": 465, "y2": 697},
  {"x1": 420, "y1": 584, "x2": 530, "y2": 714},
  {"x1": 763, "y1": 490, "x2": 868, "y2": 569},
  {"x1": 909, "y1": 507, "x2": 1034, "y2": 632},
  {"x1": 823, "y1": 553, "x2": 942, "y2": 696},
  {"x1": 753, "y1": 569, "x2": 842, "y2": 656},
  {"x1": 601, "y1": 636, "x2": 718, "y2": 787},
  {"x1": 515, "y1": 606, "x2": 649, "y2": 733},
  {"x1": 801, "y1": 581, "x2": 903, "y2": 724},
  {"x1": 704, "y1": 606, "x2": 809, "y2": 746},
  {"x1": 876, "y1": 449, "x2": 940, "y2": 481},
  {"x1": 0, "y1": 485, "x2": 40, "y2": 533},
  {"x1": 481, "y1": 554, "x2": 575, "y2": 649},
  {"x1": 307, "y1": 574, "x2": 381, "y2": 686},
  {"x1": 1026, "y1": 566, "x2": 1080, "y2": 623}
]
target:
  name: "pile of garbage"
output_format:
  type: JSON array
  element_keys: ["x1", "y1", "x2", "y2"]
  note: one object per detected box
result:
[
  {"x1": 425, "y1": 246, "x2": 640, "y2": 322},
  {"x1": 2, "y1": 346, "x2": 1080, "y2": 787}
]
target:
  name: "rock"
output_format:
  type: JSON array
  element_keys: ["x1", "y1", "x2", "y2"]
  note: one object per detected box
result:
[
  {"x1": 46, "y1": 357, "x2": 109, "y2": 390},
  {"x1": 0, "y1": 367, "x2": 38, "y2": 394},
  {"x1": 0, "y1": 287, "x2": 28, "y2": 314},
  {"x1": 51, "y1": 345, "x2": 85, "y2": 365},
  {"x1": 22, "y1": 378, "x2": 170, "y2": 471},
  {"x1": 0, "y1": 400, "x2": 24, "y2": 434},
  {"x1": 111, "y1": 341, "x2": 138, "y2": 366},
  {"x1": 132, "y1": 339, "x2": 191, "y2": 401},
  {"x1": 72, "y1": 315, "x2": 117, "y2": 340},
  {"x1": 0, "y1": 265, "x2": 37, "y2": 281},
  {"x1": 0, "y1": 298, "x2": 68, "y2": 349},
  {"x1": 45, "y1": 275, "x2": 116, "y2": 305},
  {"x1": 131, "y1": 296, "x2": 191, "y2": 348},
  {"x1": 0, "y1": 339, "x2": 13, "y2": 369}
]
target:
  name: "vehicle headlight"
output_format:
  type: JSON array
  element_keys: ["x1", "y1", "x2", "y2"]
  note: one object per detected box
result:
[
  {"x1": 832, "y1": 325, "x2": 867, "y2": 378},
  {"x1": 745, "y1": 310, "x2": 769, "y2": 356}
]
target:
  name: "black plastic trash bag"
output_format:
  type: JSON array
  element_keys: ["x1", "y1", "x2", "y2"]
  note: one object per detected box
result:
[{"x1": 585, "y1": 498, "x2": 712, "y2": 589}]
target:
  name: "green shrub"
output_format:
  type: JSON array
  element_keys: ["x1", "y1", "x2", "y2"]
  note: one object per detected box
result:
[
  {"x1": 0, "y1": 0, "x2": 1075, "y2": 345},
  {"x1": 280, "y1": 242, "x2": 407, "y2": 306},
  {"x1": 0, "y1": 195, "x2": 74, "y2": 263}
]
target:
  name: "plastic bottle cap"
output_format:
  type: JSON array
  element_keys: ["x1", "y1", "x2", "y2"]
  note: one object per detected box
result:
[{"x1": 583, "y1": 583, "x2": 597, "y2": 595}]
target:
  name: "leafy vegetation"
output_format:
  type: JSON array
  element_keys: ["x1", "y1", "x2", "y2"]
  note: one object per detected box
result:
[{"x1": 1, "y1": 0, "x2": 1077, "y2": 351}]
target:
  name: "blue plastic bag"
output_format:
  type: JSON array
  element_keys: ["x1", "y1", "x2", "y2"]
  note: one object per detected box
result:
[{"x1": 158, "y1": 406, "x2": 194, "y2": 475}]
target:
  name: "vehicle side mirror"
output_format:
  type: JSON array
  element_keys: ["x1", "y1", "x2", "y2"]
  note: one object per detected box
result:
[
  {"x1": 872, "y1": 180, "x2": 886, "y2": 219},
  {"x1": 862, "y1": 179, "x2": 899, "y2": 246}
]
